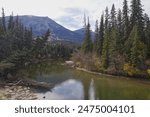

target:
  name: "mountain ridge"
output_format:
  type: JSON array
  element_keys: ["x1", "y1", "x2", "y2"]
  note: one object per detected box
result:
[{"x1": 6, "y1": 15, "x2": 84, "y2": 43}]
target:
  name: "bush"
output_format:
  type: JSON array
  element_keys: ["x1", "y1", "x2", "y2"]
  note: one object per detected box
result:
[
  {"x1": 0, "y1": 61, "x2": 15, "y2": 77},
  {"x1": 71, "y1": 51, "x2": 101, "y2": 71},
  {"x1": 147, "y1": 69, "x2": 150, "y2": 76},
  {"x1": 123, "y1": 63, "x2": 138, "y2": 76}
]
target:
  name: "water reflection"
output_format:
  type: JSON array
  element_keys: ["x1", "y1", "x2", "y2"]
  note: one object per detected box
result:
[
  {"x1": 37, "y1": 79, "x2": 84, "y2": 100},
  {"x1": 24, "y1": 62, "x2": 150, "y2": 100},
  {"x1": 88, "y1": 79, "x2": 95, "y2": 100},
  {"x1": 37, "y1": 78, "x2": 97, "y2": 100}
]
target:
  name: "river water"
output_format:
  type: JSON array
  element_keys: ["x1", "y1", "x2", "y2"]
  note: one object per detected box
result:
[{"x1": 23, "y1": 61, "x2": 150, "y2": 100}]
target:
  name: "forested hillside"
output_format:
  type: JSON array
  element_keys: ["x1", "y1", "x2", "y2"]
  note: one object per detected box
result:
[
  {"x1": 72, "y1": 0, "x2": 150, "y2": 78},
  {"x1": 0, "y1": 9, "x2": 73, "y2": 79}
]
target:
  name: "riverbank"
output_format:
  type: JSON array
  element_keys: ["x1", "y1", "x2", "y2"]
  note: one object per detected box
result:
[
  {"x1": 75, "y1": 67, "x2": 150, "y2": 85},
  {"x1": 0, "y1": 77, "x2": 53, "y2": 100},
  {"x1": 65, "y1": 61, "x2": 150, "y2": 81},
  {"x1": 0, "y1": 85, "x2": 37, "y2": 100}
]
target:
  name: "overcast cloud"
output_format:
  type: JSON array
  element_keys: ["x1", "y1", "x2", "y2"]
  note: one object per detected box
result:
[{"x1": 0, "y1": 0, "x2": 150, "y2": 30}]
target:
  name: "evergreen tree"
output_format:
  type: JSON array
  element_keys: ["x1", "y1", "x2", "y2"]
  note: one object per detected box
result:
[
  {"x1": 99, "y1": 14, "x2": 104, "y2": 55},
  {"x1": 2, "y1": 8, "x2": 6, "y2": 32},
  {"x1": 122, "y1": 0, "x2": 129, "y2": 42},
  {"x1": 101, "y1": 29, "x2": 110, "y2": 69},
  {"x1": 110, "y1": 28, "x2": 117, "y2": 58},
  {"x1": 81, "y1": 17, "x2": 93, "y2": 54},
  {"x1": 8, "y1": 13, "x2": 14, "y2": 30},
  {"x1": 105, "y1": 7, "x2": 109, "y2": 30},
  {"x1": 110, "y1": 4, "x2": 117, "y2": 28},
  {"x1": 130, "y1": 0, "x2": 144, "y2": 42},
  {"x1": 117, "y1": 9, "x2": 123, "y2": 53},
  {"x1": 126, "y1": 25, "x2": 147, "y2": 66},
  {"x1": 93, "y1": 20, "x2": 99, "y2": 54},
  {"x1": 144, "y1": 13, "x2": 150, "y2": 57},
  {"x1": 130, "y1": 0, "x2": 137, "y2": 28}
]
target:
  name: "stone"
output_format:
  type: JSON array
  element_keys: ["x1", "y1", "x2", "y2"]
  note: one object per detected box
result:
[{"x1": 8, "y1": 90, "x2": 13, "y2": 93}]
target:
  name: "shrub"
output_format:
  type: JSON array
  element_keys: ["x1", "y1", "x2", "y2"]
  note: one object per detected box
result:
[
  {"x1": 123, "y1": 63, "x2": 138, "y2": 76},
  {"x1": 71, "y1": 51, "x2": 102, "y2": 71},
  {"x1": 147, "y1": 69, "x2": 150, "y2": 76},
  {"x1": 0, "y1": 61, "x2": 15, "y2": 77}
]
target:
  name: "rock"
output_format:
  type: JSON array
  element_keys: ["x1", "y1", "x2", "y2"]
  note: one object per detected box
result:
[
  {"x1": 0, "y1": 84, "x2": 38, "y2": 100},
  {"x1": 18, "y1": 86, "x2": 22, "y2": 89},
  {"x1": 11, "y1": 93, "x2": 16, "y2": 95},
  {"x1": 23, "y1": 87, "x2": 28, "y2": 90},
  {"x1": 8, "y1": 90, "x2": 13, "y2": 93},
  {"x1": 65, "y1": 61, "x2": 74, "y2": 66},
  {"x1": 31, "y1": 97, "x2": 38, "y2": 100},
  {"x1": 4, "y1": 86, "x2": 9, "y2": 88},
  {"x1": 7, "y1": 73, "x2": 13, "y2": 79}
]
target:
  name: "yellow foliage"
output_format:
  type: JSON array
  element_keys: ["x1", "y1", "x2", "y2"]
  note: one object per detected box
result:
[
  {"x1": 147, "y1": 69, "x2": 150, "y2": 76},
  {"x1": 123, "y1": 63, "x2": 138, "y2": 76}
]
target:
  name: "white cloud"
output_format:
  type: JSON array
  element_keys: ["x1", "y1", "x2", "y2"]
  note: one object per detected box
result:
[{"x1": 0, "y1": 0, "x2": 150, "y2": 30}]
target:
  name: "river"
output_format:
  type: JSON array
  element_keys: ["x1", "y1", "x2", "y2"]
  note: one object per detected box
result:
[{"x1": 23, "y1": 61, "x2": 150, "y2": 100}]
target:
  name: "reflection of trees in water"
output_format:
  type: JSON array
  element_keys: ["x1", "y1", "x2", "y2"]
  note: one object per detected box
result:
[
  {"x1": 24, "y1": 61, "x2": 68, "y2": 77},
  {"x1": 21, "y1": 62, "x2": 150, "y2": 100},
  {"x1": 88, "y1": 79, "x2": 95, "y2": 100}
]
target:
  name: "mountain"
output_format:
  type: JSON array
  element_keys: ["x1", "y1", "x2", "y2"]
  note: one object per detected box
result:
[
  {"x1": 7, "y1": 15, "x2": 84, "y2": 43},
  {"x1": 74, "y1": 28, "x2": 95, "y2": 40},
  {"x1": 74, "y1": 28, "x2": 85, "y2": 36}
]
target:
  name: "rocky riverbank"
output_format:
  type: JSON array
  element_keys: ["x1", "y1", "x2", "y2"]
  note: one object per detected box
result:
[{"x1": 0, "y1": 85, "x2": 38, "y2": 100}]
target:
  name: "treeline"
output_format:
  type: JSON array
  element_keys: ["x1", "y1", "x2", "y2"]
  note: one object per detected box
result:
[
  {"x1": 0, "y1": 9, "x2": 72, "y2": 79},
  {"x1": 72, "y1": 0, "x2": 150, "y2": 78}
]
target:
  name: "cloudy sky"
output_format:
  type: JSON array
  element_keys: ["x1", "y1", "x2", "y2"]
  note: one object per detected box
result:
[{"x1": 0, "y1": 0, "x2": 150, "y2": 30}]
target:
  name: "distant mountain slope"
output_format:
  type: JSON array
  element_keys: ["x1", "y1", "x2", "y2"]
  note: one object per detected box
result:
[
  {"x1": 7, "y1": 15, "x2": 84, "y2": 43},
  {"x1": 74, "y1": 28, "x2": 95, "y2": 40}
]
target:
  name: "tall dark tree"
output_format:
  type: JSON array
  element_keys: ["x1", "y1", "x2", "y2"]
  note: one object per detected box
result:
[
  {"x1": 105, "y1": 7, "x2": 109, "y2": 30},
  {"x1": 81, "y1": 17, "x2": 93, "y2": 54},
  {"x1": 117, "y1": 9, "x2": 123, "y2": 53},
  {"x1": 110, "y1": 4, "x2": 117, "y2": 28},
  {"x1": 8, "y1": 13, "x2": 14, "y2": 30},
  {"x1": 144, "y1": 13, "x2": 150, "y2": 57},
  {"x1": 122, "y1": 0, "x2": 129, "y2": 42},
  {"x1": 101, "y1": 29, "x2": 110, "y2": 69},
  {"x1": 2, "y1": 8, "x2": 6, "y2": 32},
  {"x1": 130, "y1": 25, "x2": 146, "y2": 66},
  {"x1": 99, "y1": 14, "x2": 104, "y2": 55},
  {"x1": 130, "y1": 0, "x2": 144, "y2": 42},
  {"x1": 125, "y1": 25, "x2": 146, "y2": 66},
  {"x1": 93, "y1": 20, "x2": 99, "y2": 54}
]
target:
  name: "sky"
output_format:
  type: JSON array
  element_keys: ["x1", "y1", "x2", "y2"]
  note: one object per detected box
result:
[{"x1": 0, "y1": 0, "x2": 150, "y2": 31}]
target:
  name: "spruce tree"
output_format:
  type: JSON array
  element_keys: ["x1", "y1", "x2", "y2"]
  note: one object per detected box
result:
[
  {"x1": 105, "y1": 7, "x2": 109, "y2": 30},
  {"x1": 110, "y1": 28, "x2": 117, "y2": 57},
  {"x1": 110, "y1": 4, "x2": 117, "y2": 28},
  {"x1": 2, "y1": 8, "x2": 6, "y2": 32},
  {"x1": 122, "y1": 0, "x2": 129, "y2": 42},
  {"x1": 130, "y1": 26, "x2": 139, "y2": 66},
  {"x1": 93, "y1": 20, "x2": 99, "y2": 54},
  {"x1": 130, "y1": 0, "x2": 144, "y2": 42},
  {"x1": 99, "y1": 14, "x2": 104, "y2": 55},
  {"x1": 8, "y1": 14, "x2": 14, "y2": 30},
  {"x1": 101, "y1": 29, "x2": 110, "y2": 69},
  {"x1": 126, "y1": 25, "x2": 146, "y2": 66},
  {"x1": 117, "y1": 9, "x2": 123, "y2": 53},
  {"x1": 81, "y1": 18, "x2": 93, "y2": 54},
  {"x1": 144, "y1": 14, "x2": 150, "y2": 57}
]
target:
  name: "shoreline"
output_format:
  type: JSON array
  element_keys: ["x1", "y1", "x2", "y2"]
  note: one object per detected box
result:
[
  {"x1": 0, "y1": 84, "x2": 38, "y2": 100},
  {"x1": 75, "y1": 67, "x2": 150, "y2": 84},
  {"x1": 65, "y1": 60, "x2": 150, "y2": 81},
  {"x1": 0, "y1": 78, "x2": 53, "y2": 100}
]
